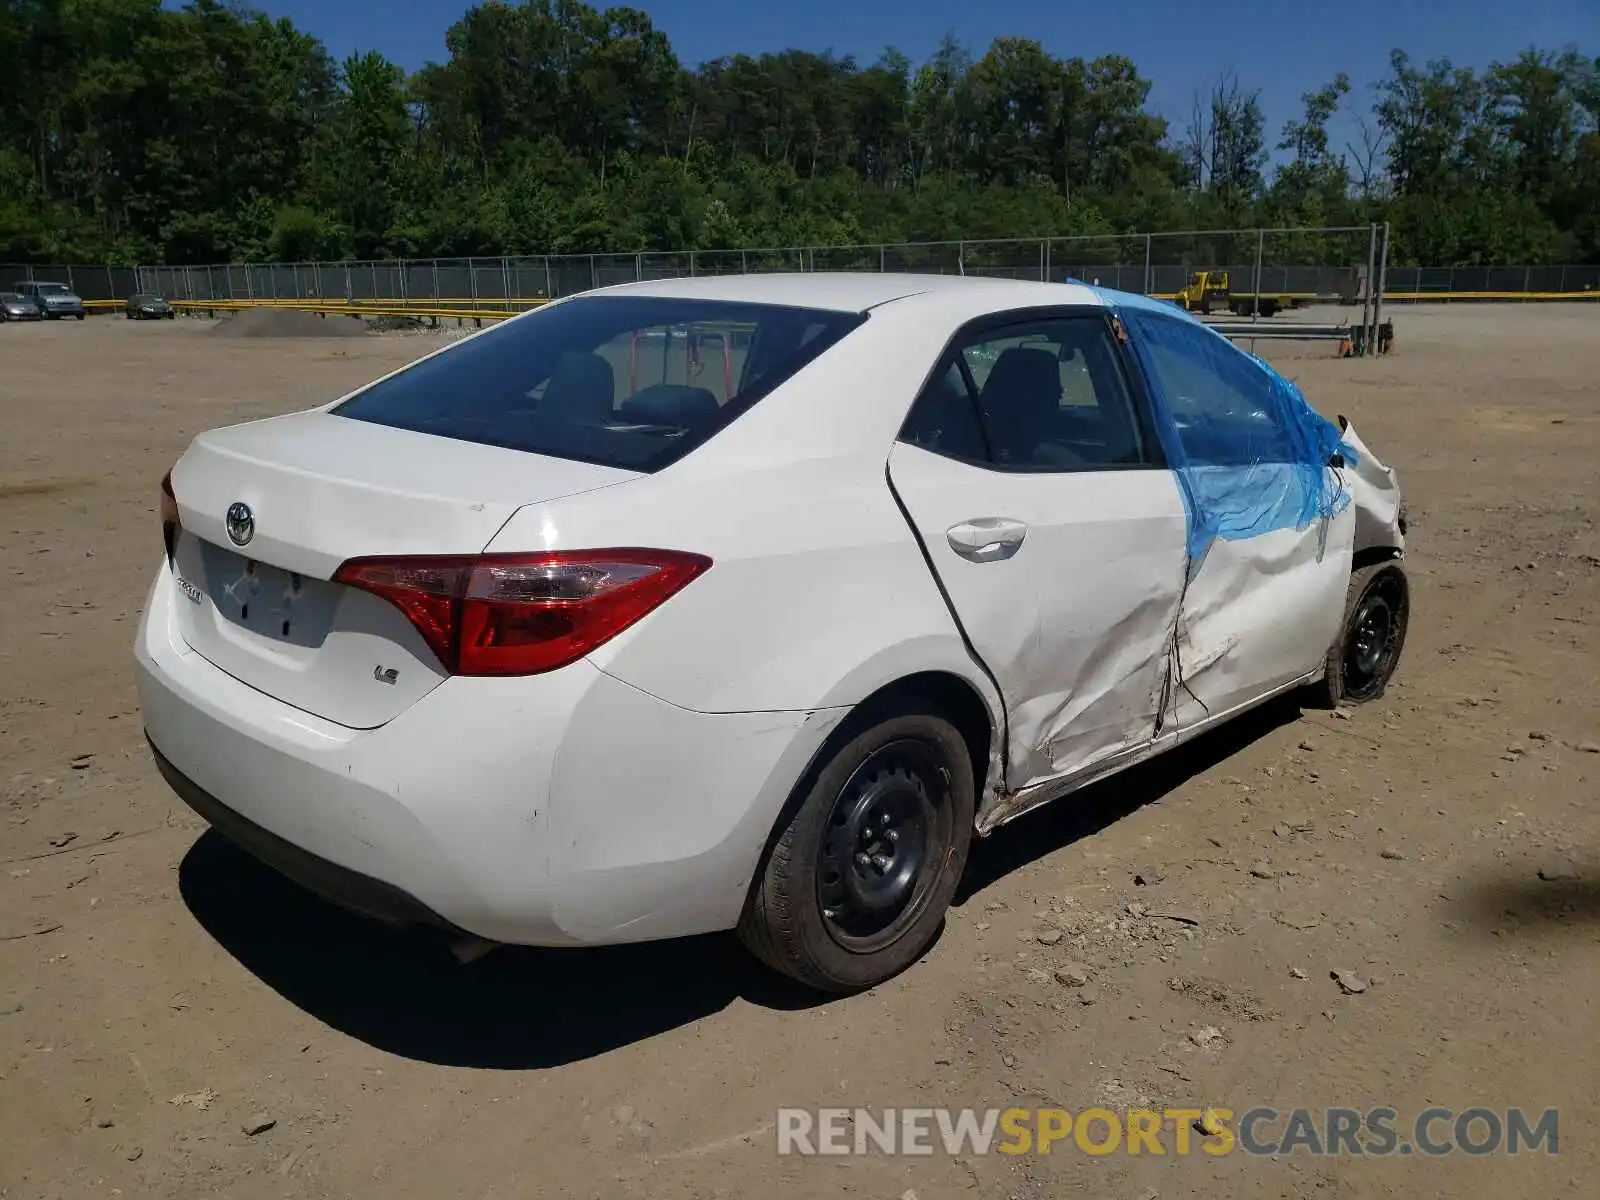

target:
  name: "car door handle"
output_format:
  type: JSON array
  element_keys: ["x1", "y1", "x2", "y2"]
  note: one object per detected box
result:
[{"x1": 945, "y1": 518, "x2": 1029, "y2": 562}]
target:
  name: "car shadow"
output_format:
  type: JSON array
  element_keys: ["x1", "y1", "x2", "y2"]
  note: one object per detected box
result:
[
  {"x1": 178, "y1": 831, "x2": 824, "y2": 1070},
  {"x1": 179, "y1": 697, "x2": 1300, "y2": 1068}
]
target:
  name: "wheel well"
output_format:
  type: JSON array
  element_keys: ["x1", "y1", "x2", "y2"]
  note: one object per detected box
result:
[
  {"x1": 845, "y1": 672, "x2": 995, "y2": 797},
  {"x1": 739, "y1": 671, "x2": 999, "y2": 922},
  {"x1": 1352, "y1": 544, "x2": 1403, "y2": 573}
]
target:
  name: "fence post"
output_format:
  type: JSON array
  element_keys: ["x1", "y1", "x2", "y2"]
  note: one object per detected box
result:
[
  {"x1": 1251, "y1": 228, "x2": 1264, "y2": 323},
  {"x1": 589, "y1": 255, "x2": 598, "y2": 291},
  {"x1": 1360, "y1": 224, "x2": 1377, "y2": 354},
  {"x1": 741, "y1": 249, "x2": 748, "y2": 274},
  {"x1": 1143, "y1": 234, "x2": 1152, "y2": 295},
  {"x1": 689, "y1": 251, "x2": 696, "y2": 277},
  {"x1": 1373, "y1": 222, "x2": 1390, "y2": 349},
  {"x1": 542, "y1": 256, "x2": 552, "y2": 299}
]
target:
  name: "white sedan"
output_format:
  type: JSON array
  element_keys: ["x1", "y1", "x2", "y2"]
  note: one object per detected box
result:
[{"x1": 135, "y1": 273, "x2": 1408, "y2": 992}]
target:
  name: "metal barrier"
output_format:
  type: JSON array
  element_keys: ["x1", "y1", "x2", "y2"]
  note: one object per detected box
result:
[{"x1": 8, "y1": 239, "x2": 1600, "y2": 311}]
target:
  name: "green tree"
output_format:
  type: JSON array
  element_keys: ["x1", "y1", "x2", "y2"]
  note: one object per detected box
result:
[{"x1": 0, "y1": 0, "x2": 1592, "y2": 267}]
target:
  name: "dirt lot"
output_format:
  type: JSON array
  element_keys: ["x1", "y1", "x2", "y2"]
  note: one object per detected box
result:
[{"x1": 2, "y1": 305, "x2": 1598, "y2": 1199}]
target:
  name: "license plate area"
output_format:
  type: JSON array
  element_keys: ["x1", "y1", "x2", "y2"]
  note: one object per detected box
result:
[{"x1": 180, "y1": 534, "x2": 341, "y2": 649}]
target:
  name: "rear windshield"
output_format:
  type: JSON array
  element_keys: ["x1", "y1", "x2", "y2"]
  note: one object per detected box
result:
[{"x1": 334, "y1": 295, "x2": 866, "y2": 472}]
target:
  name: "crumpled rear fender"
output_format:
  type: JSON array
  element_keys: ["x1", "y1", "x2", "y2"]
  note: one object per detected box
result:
[{"x1": 1337, "y1": 416, "x2": 1405, "y2": 555}]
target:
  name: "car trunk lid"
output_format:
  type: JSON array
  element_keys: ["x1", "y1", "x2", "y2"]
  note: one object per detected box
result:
[{"x1": 167, "y1": 410, "x2": 639, "y2": 727}]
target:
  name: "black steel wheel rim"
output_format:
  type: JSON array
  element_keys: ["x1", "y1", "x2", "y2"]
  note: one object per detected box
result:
[
  {"x1": 1345, "y1": 573, "x2": 1405, "y2": 694},
  {"x1": 816, "y1": 739, "x2": 953, "y2": 954}
]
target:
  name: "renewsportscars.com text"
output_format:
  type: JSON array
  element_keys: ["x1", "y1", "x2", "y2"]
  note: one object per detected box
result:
[{"x1": 775, "y1": 1106, "x2": 1558, "y2": 1157}]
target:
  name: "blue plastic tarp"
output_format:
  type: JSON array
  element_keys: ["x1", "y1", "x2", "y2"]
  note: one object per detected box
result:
[{"x1": 1089, "y1": 285, "x2": 1356, "y2": 562}]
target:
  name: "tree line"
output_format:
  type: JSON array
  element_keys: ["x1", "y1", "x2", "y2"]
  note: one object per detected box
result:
[{"x1": 1, "y1": 0, "x2": 1596, "y2": 267}]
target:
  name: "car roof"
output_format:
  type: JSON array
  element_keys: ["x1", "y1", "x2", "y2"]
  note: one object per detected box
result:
[{"x1": 584, "y1": 271, "x2": 1110, "y2": 315}]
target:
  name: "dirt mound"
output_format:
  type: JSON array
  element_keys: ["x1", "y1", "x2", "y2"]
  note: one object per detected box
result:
[{"x1": 209, "y1": 306, "x2": 370, "y2": 338}]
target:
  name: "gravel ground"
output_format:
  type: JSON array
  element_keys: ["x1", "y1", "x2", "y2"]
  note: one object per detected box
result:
[{"x1": 1, "y1": 304, "x2": 1598, "y2": 1199}]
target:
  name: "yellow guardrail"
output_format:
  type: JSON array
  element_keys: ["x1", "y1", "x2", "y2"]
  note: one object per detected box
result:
[
  {"x1": 78, "y1": 297, "x2": 547, "y2": 319},
  {"x1": 1149, "y1": 290, "x2": 1600, "y2": 304},
  {"x1": 177, "y1": 297, "x2": 545, "y2": 312},
  {"x1": 169, "y1": 299, "x2": 540, "y2": 322},
  {"x1": 1380, "y1": 290, "x2": 1600, "y2": 301}
]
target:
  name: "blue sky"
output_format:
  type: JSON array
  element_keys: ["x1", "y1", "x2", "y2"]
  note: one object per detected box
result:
[{"x1": 220, "y1": 0, "x2": 1598, "y2": 156}]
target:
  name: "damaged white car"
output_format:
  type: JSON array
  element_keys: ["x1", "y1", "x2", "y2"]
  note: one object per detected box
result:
[{"x1": 135, "y1": 274, "x2": 1407, "y2": 993}]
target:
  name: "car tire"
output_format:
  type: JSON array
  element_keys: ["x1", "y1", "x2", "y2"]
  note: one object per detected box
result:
[
  {"x1": 739, "y1": 710, "x2": 976, "y2": 994},
  {"x1": 75, "y1": 312, "x2": 85, "y2": 320},
  {"x1": 1309, "y1": 561, "x2": 1409, "y2": 708}
]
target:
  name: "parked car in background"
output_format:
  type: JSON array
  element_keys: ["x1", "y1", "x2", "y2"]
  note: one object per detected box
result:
[
  {"x1": 13, "y1": 280, "x2": 86, "y2": 319},
  {"x1": 0, "y1": 291, "x2": 43, "y2": 321},
  {"x1": 126, "y1": 293, "x2": 176, "y2": 320},
  {"x1": 137, "y1": 274, "x2": 1409, "y2": 994}
]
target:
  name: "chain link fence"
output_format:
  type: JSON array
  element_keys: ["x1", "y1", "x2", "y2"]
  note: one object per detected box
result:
[
  {"x1": 0, "y1": 263, "x2": 140, "y2": 302},
  {"x1": 5, "y1": 227, "x2": 1598, "y2": 309}
]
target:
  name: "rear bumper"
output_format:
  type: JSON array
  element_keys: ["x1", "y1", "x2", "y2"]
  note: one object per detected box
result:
[
  {"x1": 149, "y1": 738, "x2": 465, "y2": 933},
  {"x1": 135, "y1": 559, "x2": 843, "y2": 946}
]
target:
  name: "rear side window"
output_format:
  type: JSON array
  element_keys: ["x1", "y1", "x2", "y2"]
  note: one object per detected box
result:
[
  {"x1": 335, "y1": 296, "x2": 865, "y2": 472},
  {"x1": 899, "y1": 314, "x2": 1156, "y2": 471}
]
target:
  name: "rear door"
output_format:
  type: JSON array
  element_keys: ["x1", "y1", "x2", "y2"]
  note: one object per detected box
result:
[{"x1": 888, "y1": 310, "x2": 1188, "y2": 793}]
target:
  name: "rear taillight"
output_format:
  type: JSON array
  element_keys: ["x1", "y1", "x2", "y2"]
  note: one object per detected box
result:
[
  {"x1": 333, "y1": 549, "x2": 711, "y2": 677},
  {"x1": 160, "y1": 470, "x2": 178, "y2": 560}
]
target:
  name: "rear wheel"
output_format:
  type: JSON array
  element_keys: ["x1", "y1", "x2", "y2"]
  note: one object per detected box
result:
[
  {"x1": 1310, "y1": 562, "x2": 1409, "y2": 707},
  {"x1": 739, "y1": 711, "x2": 975, "y2": 993}
]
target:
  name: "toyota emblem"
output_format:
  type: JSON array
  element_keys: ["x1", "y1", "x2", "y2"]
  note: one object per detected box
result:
[{"x1": 225, "y1": 501, "x2": 255, "y2": 547}]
